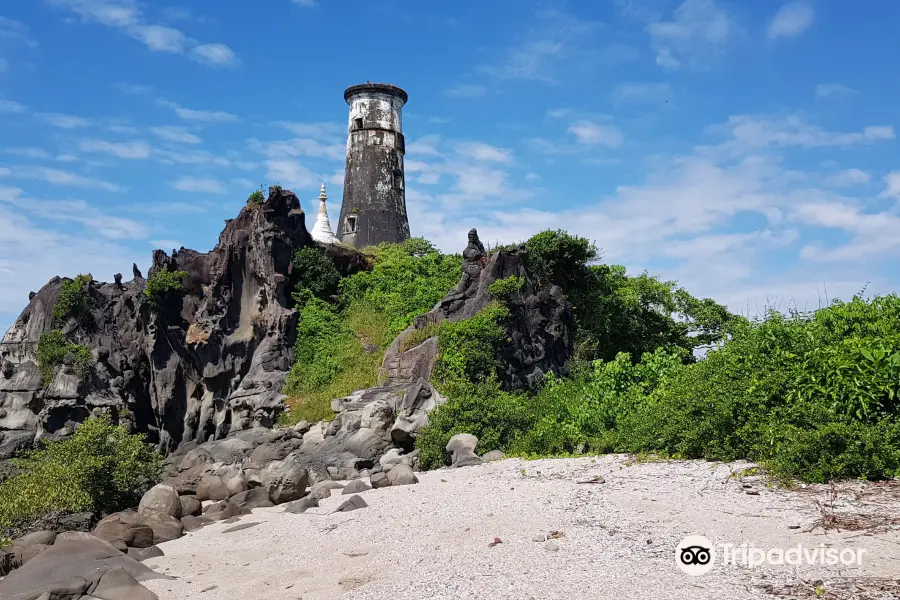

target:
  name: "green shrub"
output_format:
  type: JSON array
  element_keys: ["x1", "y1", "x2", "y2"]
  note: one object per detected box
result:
[
  {"x1": 247, "y1": 186, "x2": 265, "y2": 205},
  {"x1": 53, "y1": 274, "x2": 93, "y2": 326},
  {"x1": 280, "y1": 300, "x2": 387, "y2": 423},
  {"x1": 0, "y1": 416, "x2": 162, "y2": 540},
  {"x1": 419, "y1": 293, "x2": 900, "y2": 483},
  {"x1": 416, "y1": 379, "x2": 532, "y2": 469},
  {"x1": 144, "y1": 270, "x2": 189, "y2": 309},
  {"x1": 488, "y1": 276, "x2": 525, "y2": 301},
  {"x1": 292, "y1": 246, "x2": 342, "y2": 300},
  {"x1": 36, "y1": 330, "x2": 93, "y2": 386},
  {"x1": 340, "y1": 240, "x2": 460, "y2": 342},
  {"x1": 433, "y1": 303, "x2": 510, "y2": 388}
]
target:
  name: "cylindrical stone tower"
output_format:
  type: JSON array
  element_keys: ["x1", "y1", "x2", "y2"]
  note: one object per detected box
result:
[{"x1": 337, "y1": 83, "x2": 411, "y2": 248}]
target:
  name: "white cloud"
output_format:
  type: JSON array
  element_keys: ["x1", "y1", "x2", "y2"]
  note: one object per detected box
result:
[
  {"x1": 265, "y1": 159, "x2": 321, "y2": 191},
  {"x1": 479, "y1": 10, "x2": 605, "y2": 83},
  {"x1": 0, "y1": 201, "x2": 145, "y2": 324},
  {"x1": 0, "y1": 99, "x2": 27, "y2": 113},
  {"x1": 151, "y1": 239, "x2": 183, "y2": 250},
  {"x1": 0, "y1": 16, "x2": 37, "y2": 47},
  {"x1": 39, "y1": 113, "x2": 92, "y2": 128},
  {"x1": 767, "y1": 2, "x2": 815, "y2": 39},
  {"x1": 79, "y1": 139, "x2": 151, "y2": 159},
  {"x1": 452, "y1": 141, "x2": 514, "y2": 164},
  {"x1": 815, "y1": 83, "x2": 856, "y2": 99},
  {"x1": 276, "y1": 121, "x2": 344, "y2": 140},
  {"x1": 567, "y1": 120, "x2": 624, "y2": 147},
  {"x1": 6, "y1": 147, "x2": 52, "y2": 160},
  {"x1": 128, "y1": 24, "x2": 187, "y2": 52},
  {"x1": 610, "y1": 82, "x2": 673, "y2": 105},
  {"x1": 646, "y1": 0, "x2": 733, "y2": 70},
  {"x1": 150, "y1": 125, "x2": 202, "y2": 144},
  {"x1": 230, "y1": 178, "x2": 255, "y2": 189},
  {"x1": 826, "y1": 168, "x2": 870, "y2": 187},
  {"x1": 3, "y1": 166, "x2": 121, "y2": 191},
  {"x1": 48, "y1": 0, "x2": 237, "y2": 66},
  {"x1": 154, "y1": 148, "x2": 231, "y2": 167},
  {"x1": 171, "y1": 177, "x2": 228, "y2": 194},
  {"x1": 707, "y1": 115, "x2": 895, "y2": 154},
  {"x1": 444, "y1": 84, "x2": 488, "y2": 98},
  {"x1": 158, "y1": 99, "x2": 240, "y2": 123},
  {"x1": 881, "y1": 171, "x2": 900, "y2": 199},
  {"x1": 292, "y1": 0, "x2": 317, "y2": 5},
  {"x1": 115, "y1": 82, "x2": 152, "y2": 95},
  {"x1": 190, "y1": 43, "x2": 236, "y2": 66}
]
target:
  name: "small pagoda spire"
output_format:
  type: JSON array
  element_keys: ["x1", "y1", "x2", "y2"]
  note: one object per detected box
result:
[{"x1": 310, "y1": 182, "x2": 340, "y2": 245}]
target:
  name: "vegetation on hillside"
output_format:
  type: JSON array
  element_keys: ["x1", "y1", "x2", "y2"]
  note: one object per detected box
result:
[
  {"x1": 278, "y1": 229, "x2": 900, "y2": 483},
  {"x1": 279, "y1": 239, "x2": 460, "y2": 423},
  {"x1": 0, "y1": 417, "x2": 162, "y2": 542}
]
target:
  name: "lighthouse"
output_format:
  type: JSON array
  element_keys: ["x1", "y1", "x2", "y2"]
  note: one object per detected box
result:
[{"x1": 337, "y1": 83, "x2": 411, "y2": 248}]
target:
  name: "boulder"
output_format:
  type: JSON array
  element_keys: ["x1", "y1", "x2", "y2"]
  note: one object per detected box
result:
[
  {"x1": 334, "y1": 494, "x2": 368, "y2": 513},
  {"x1": 179, "y1": 495, "x2": 202, "y2": 517},
  {"x1": 370, "y1": 472, "x2": 390, "y2": 489},
  {"x1": 229, "y1": 487, "x2": 274, "y2": 509},
  {"x1": 308, "y1": 479, "x2": 344, "y2": 500},
  {"x1": 283, "y1": 496, "x2": 319, "y2": 514},
  {"x1": 90, "y1": 565, "x2": 160, "y2": 600},
  {"x1": 141, "y1": 513, "x2": 184, "y2": 544},
  {"x1": 20, "y1": 544, "x2": 49, "y2": 565},
  {"x1": 482, "y1": 450, "x2": 506, "y2": 462},
  {"x1": 447, "y1": 433, "x2": 483, "y2": 467},
  {"x1": 262, "y1": 457, "x2": 309, "y2": 504},
  {"x1": 180, "y1": 515, "x2": 212, "y2": 532},
  {"x1": 138, "y1": 484, "x2": 182, "y2": 520},
  {"x1": 341, "y1": 479, "x2": 372, "y2": 495},
  {"x1": 93, "y1": 512, "x2": 154, "y2": 549},
  {"x1": 0, "y1": 532, "x2": 170, "y2": 600},
  {"x1": 12, "y1": 531, "x2": 57, "y2": 548},
  {"x1": 386, "y1": 464, "x2": 419, "y2": 486},
  {"x1": 196, "y1": 475, "x2": 230, "y2": 502},
  {"x1": 126, "y1": 546, "x2": 164, "y2": 562}
]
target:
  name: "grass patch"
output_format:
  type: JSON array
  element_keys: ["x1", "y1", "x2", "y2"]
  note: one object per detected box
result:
[
  {"x1": 399, "y1": 322, "x2": 440, "y2": 352},
  {"x1": 280, "y1": 301, "x2": 388, "y2": 424}
]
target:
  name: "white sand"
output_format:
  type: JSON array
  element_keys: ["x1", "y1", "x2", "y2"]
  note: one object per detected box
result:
[{"x1": 144, "y1": 456, "x2": 900, "y2": 600}]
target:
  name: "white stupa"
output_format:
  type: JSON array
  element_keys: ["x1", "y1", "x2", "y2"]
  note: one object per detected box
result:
[{"x1": 310, "y1": 182, "x2": 340, "y2": 245}]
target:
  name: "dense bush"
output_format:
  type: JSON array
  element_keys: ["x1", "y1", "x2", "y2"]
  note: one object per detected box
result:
[
  {"x1": 418, "y1": 294, "x2": 900, "y2": 481},
  {"x1": 432, "y1": 303, "x2": 510, "y2": 388},
  {"x1": 247, "y1": 186, "x2": 265, "y2": 205},
  {"x1": 0, "y1": 416, "x2": 162, "y2": 541},
  {"x1": 53, "y1": 274, "x2": 93, "y2": 326},
  {"x1": 144, "y1": 270, "x2": 188, "y2": 309},
  {"x1": 291, "y1": 246, "x2": 342, "y2": 301},
  {"x1": 36, "y1": 330, "x2": 93, "y2": 386},
  {"x1": 281, "y1": 299, "x2": 387, "y2": 423},
  {"x1": 340, "y1": 238, "x2": 461, "y2": 342},
  {"x1": 487, "y1": 275, "x2": 525, "y2": 302}
]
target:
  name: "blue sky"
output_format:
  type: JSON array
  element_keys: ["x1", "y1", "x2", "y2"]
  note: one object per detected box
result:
[{"x1": 1, "y1": 0, "x2": 899, "y2": 335}]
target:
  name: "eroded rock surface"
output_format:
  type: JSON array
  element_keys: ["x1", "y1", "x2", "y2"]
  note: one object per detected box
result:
[{"x1": 0, "y1": 187, "x2": 335, "y2": 455}]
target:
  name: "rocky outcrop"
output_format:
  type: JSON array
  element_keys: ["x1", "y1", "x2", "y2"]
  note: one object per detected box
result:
[{"x1": 0, "y1": 187, "x2": 336, "y2": 455}]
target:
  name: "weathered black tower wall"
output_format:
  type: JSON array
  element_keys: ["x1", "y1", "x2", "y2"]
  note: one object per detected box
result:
[{"x1": 337, "y1": 83, "x2": 411, "y2": 248}]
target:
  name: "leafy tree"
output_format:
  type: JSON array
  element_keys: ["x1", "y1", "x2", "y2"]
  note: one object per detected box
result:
[{"x1": 291, "y1": 246, "x2": 342, "y2": 301}]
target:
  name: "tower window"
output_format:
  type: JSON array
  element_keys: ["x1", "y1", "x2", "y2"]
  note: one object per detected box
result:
[
  {"x1": 345, "y1": 215, "x2": 358, "y2": 233},
  {"x1": 394, "y1": 170, "x2": 404, "y2": 191},
  {"x1": 353, "y1": 117, "x2": 363, "y2": 130}
]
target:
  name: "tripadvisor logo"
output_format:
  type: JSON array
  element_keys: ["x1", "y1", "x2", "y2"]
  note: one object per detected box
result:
[{"x1": 676, "y1": 535, "x2": 868, "y2": 576}]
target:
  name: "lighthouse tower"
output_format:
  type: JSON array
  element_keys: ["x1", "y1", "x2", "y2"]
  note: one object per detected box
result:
[{"x1": 337, "y1": 83, "x2": 411, "y2": 248}]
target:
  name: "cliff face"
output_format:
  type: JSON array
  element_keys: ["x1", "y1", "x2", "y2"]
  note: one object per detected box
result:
[{"x1": 0, "y1": 187, "x2": 312, "y2": 457}]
